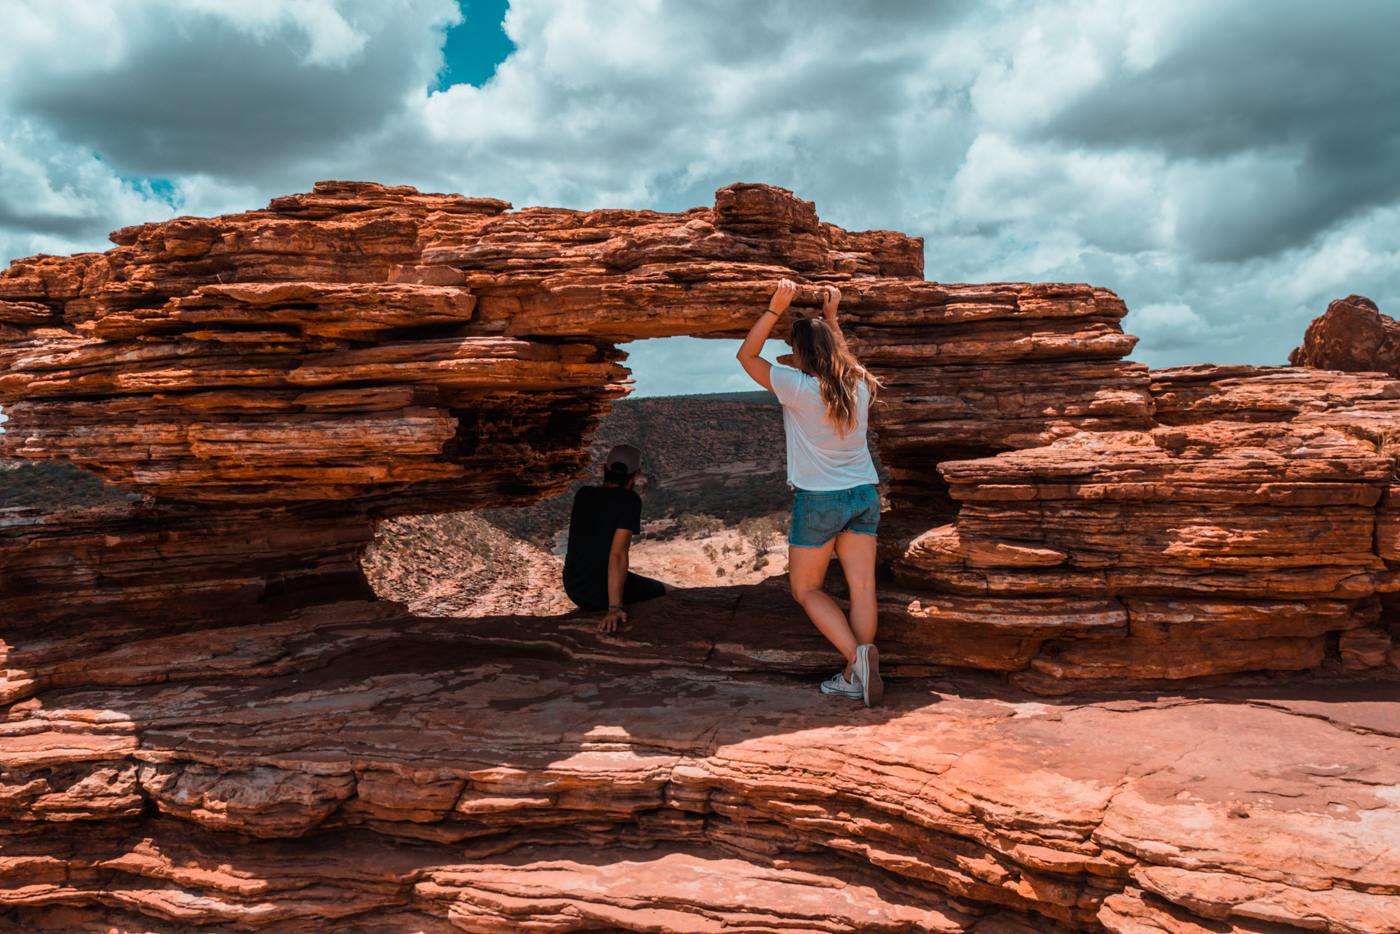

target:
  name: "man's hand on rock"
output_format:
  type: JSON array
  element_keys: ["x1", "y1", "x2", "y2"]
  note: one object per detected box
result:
[{"x1": 599, "y1": 606, "x2": 627, "y2": 634}]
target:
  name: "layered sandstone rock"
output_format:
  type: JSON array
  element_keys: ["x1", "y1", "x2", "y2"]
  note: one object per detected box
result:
[
  {"x1": 845, "y1": 282, "x2": 1152, "y2": 503},
  {"x1": 0, "y1": 502, "x2": 373, "y2": 623},
  {"x1": 878, "y1": 366, "x2": 1400, "y2": 690},
  {"x1": 0, "y1": 180, "x2": 1150, "y2": 639},
  {"x1": 0, "y1": 182, "x2": 1146, "y2": 514},
  {"x1": 3, "y1": 183, "x2": 1399, "y2": 932},
  {"x1": 912, "y1": 422, "x2": 1387, "y2": 687}
]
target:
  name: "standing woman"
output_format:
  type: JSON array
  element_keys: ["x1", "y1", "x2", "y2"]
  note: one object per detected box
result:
[{"x1": 736, "y1": 278, "x2": 884, "y2": 706}]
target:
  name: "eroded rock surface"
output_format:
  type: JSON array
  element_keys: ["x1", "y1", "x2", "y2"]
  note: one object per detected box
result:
[
  {"x1": 1, "y1": 602, "x2": 1396, "y2": 933},
  {"x1": 3, "y1": 183, "x2": 1399, "y2": 931}
]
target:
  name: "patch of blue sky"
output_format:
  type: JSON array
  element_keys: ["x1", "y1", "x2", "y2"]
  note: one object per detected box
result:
[
  {"x1": 434, "y1": 0, "x2": 515, "y2": 91},
  {"x1": 91, "y1": 152, "x2": 179, "y2": 209},
  {"x1": 121, "y1": 175, "x2": 180, "y2": 208},
  {"x1": 625, "y1": 337, "x2": 788, "y2": 399}
]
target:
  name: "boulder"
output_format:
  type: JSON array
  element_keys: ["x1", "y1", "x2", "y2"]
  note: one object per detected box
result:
[{"x1": 1290, "y1": 294, "x2": 1400, "y2": 375}]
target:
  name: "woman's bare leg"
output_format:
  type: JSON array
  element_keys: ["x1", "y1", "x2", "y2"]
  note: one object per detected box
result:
[
  {"x1": 834, "y1": 531, "x2": 878, "y2": 646},
  {"x1": 835, "y1": 530, "x2": 881, "y2": 704},
  {"x1": 788, "y1": 538, "x2": 858, "y2": 675}
]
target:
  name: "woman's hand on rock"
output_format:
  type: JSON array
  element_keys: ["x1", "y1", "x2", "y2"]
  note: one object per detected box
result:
[
  {"x1": 823, "y1": 285, "x2": 841, "y2": 319},
  {"x1": 770, "y1": 278, "x2": 797, "y2": 314}
]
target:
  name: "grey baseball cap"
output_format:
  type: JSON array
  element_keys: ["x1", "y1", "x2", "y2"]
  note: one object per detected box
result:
[{"x1": 606, "y1": 444, "x2": 641, "y2": 474}]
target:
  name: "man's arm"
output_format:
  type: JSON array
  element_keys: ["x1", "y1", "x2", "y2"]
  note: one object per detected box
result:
[{"x1": 599, "y1": 527, "x2": 633, "y2": 633}]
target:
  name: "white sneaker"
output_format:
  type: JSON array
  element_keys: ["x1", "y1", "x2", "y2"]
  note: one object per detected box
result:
[
  {"x1": 819, "y1": 671, "x2": 862, "y2": 699},
  {"x1": 855, "y1": 644, "x2": 883, "y2": 707}
]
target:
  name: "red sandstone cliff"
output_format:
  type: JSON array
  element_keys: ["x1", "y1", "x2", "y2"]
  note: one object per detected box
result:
[{"x1": 1, "y1": 183, "x2": 1397, "y2": 932}]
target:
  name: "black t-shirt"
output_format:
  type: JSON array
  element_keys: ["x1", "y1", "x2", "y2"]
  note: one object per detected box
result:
[{"x1": 562, "y1": 485, "x2": 642, "y2": 597}]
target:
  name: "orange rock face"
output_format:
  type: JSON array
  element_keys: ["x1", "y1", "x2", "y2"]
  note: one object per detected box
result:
[{"x1": 2, "y1": 182, "x2": 1398, "y2": 932}]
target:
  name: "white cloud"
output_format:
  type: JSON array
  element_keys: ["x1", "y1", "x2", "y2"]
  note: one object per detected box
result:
[
  {"x1": 4, "y1": 0, "x2": 459, "y2": 181},
  {"x1": 949, "y1": 133, "x2": 1170, "y2": 257},
  {"x1": 1129, "y1": 302, "x2": 1212, "y2": 353},
  {"x1": 0, "y1": 119, "x2": 180, "y2": 261}
]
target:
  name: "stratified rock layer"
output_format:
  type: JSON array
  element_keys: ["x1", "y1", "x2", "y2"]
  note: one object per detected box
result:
[
  {"x1": 3, "y1": 183, "x2": 1399, "y2": 931},
  {"x1": 0, "y1": 190, "x2": 623, "y2": 510},
  {"x1": 845, "y1": 282, "x2": 1152, "y2": 500},
  {"x1": 881, "y1": 365, "x2": 1400, "y2": 692},
  {"x1": 923, "y1": 422, "x2": 1385, "y2": 684}
]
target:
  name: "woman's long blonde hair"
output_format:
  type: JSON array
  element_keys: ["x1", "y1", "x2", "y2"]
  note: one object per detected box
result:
[{"x1": 789, "y1": 316, "x2": 880, "y2": 436}]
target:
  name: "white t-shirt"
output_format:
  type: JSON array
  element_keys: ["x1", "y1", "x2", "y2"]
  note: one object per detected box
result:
[{"x1": 769, "y1": 364, "x2": 879, "y2": 491}]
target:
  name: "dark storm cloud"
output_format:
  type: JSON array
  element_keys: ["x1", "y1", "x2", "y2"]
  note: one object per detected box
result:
[
  {"x1": 0, "y1": 202, "x2": 101, "y2": 238},
  {"x1": 676, "y1": 0, "x2": 979, "y2": 63},
  {"x1": 1042, "y1": 2, "x2": 1400, "y2": 261},
  {"x1": 10, "y1": 4, "x2": 456, "y2": 179}
]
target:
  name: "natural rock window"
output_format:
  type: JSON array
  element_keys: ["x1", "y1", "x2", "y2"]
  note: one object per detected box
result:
[{"x1": 1, "y1": 182, "x2": 1396, "y2": 933}]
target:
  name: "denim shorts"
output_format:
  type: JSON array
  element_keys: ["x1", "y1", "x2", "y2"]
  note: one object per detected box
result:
[{"x1": 788, "y1": 484, "x2": 881, "y2": 547}]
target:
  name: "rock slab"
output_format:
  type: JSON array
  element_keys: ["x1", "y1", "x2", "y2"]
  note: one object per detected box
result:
[{"x1": 1, "y1": 603, "x2": 1396, "y2": 933}]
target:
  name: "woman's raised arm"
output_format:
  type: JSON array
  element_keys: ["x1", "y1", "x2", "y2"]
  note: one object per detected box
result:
[{"x1": 736, "y1": 278, "x2": 796, "y2": 392}]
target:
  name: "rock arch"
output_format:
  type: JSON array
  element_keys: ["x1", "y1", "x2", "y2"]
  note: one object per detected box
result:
[
  {"x1": 0, "y1": 180, "x2": 1141, "y2": 508},
  {"x1": 2, "y1": 181, "x2": 1392, "y2": 686},
  {"x1": 1, "y1": 183, "x2": 1397, "y2": 932}
]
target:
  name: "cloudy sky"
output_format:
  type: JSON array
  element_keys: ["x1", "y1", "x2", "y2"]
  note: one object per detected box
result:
[{"x1": 3, "y1": 0, "x2": 1398, "y2": 396}]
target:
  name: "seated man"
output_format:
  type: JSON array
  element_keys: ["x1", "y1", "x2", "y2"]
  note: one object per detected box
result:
[{"x1": 562, "y1": 444, "x2": 667, "y2": 632}]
